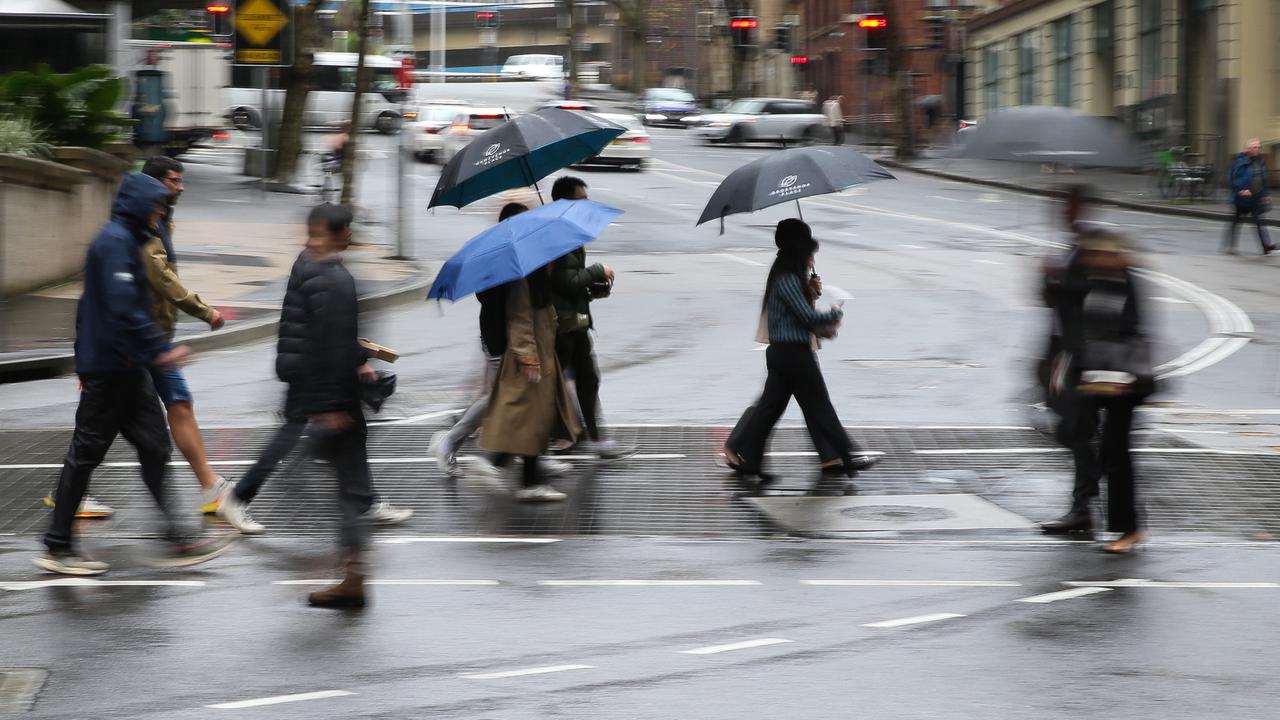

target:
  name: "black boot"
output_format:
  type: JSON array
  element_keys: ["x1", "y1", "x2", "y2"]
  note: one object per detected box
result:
[{"x1": 1040, "y1": 509, "x2": 1094, "y2": 535}]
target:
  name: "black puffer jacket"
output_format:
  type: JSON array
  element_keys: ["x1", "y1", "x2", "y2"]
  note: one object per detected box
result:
[{"x1": 276, "y1": 251, "x2": 366, "y2": 414}]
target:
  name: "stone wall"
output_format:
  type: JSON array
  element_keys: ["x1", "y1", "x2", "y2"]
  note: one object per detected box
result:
[{"x1": 0, "y1": 149, "x2": 127, "y2": 297}]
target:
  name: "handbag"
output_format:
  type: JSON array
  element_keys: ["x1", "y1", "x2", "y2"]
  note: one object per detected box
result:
[{"x1": 1075, "y1": 337, "x2": 1155, "y2": 398}]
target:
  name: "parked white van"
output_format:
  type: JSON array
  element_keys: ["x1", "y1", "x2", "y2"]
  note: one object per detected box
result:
[
  {"x1": 500, "y1": 54, "x2": 565, "y2": 81},
  {"x1": 224, "y1": 52, "x2": 407, "y2": 134}
]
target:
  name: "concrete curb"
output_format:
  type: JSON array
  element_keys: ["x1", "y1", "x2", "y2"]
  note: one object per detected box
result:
[
  {"x1": 0, "y1": 272, "x2": 433, "y2": 382},
  {"x1": 876, "y1": 158, "x2": 1280, "y2": 227}
]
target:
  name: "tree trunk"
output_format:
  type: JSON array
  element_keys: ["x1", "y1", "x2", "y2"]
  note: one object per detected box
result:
[
  {"x1": 564, "y1": 0, "x2": 579, "y2": 98},
  {"x1": 271, "y1": 0, "x2": 322, "y2": 184},
  {"x1": 340, "y1": 0, "x2": 372, "y2": 208},
  {"x1": 881, "y1": 1, "x2": 915, "y2": 160},
  {"x1": 630, "y1": 28, "x2": 647, "y2": 93}
]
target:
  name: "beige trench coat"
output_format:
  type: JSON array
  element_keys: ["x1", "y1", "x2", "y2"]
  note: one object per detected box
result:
[{"x1": 479, "y1": 278, "x2": 581, "y2": 456}]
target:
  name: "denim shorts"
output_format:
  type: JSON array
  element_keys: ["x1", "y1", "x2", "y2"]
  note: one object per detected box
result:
[{"x1": 150, "y1": 365, "x2": 193, "y2": 407}]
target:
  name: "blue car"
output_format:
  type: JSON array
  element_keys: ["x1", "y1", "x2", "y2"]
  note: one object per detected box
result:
[{"x1": 639, "y1": 87, "x2": 698, "y2": 128}]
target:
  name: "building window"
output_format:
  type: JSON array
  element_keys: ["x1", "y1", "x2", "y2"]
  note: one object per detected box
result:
[
  {"x1": 1140, "y1": 0, "x2": 1162, "y2": 99},
  {"x1": 984, "y1": 45, "x2": 1000, "y2": 114},
  {"x1": 1053, "y1": 16, "x2": 1073, "y2": 107},
  {"x1": 1017, "y1": 31, "x2": 1036, "y2": 105}
]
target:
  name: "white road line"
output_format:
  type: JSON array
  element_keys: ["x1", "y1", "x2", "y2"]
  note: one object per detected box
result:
[
  {"x1": 900, "y1": 244, "x2": 926, "y2": 249},
  {"x1": 1017, "y1": 587, "x2": 1112, "y2": 604},
  {"x1": 976, "y1": 259, "x2": 1003, "y2": 265},
  {"x1": 766, "y1": 450, "x2": 885, "y2": 458},
  {"x1": 1150, "y1": 296, "x2": 1193, "y2": 304},
  {"x1": 862, "y1": 612, "x2": 966, "y2": 628},
  {"x1": 207, "y1": 690, "x2": 354, "y2": 709},
  {"x1": 1064, "y1": 580, "x2": 1280, "y2": 589},
  {"x1": 803, "y1": 580, "x2": 1022, "y2": 587},
  {"x1": 376, "y1": 408, "x2": 465, "y2": 425},
  {"x1": 2, "y1": 579, "x2": 206, "y2": 591},
  {"x1": 718, "y1": 253, "x2": 767, "y2": 267},
  {"x1": 912, "y1": 448, "x2": 1067, "y2": 455},
  {"x1": 462, "y1": 664, "x2": 594, "y2": 680},
  {"x1": 681, "y1": 638, "x2": 793, "y2": 655},
  {"x1": 272, "y1": 579, "x2": 500, "y2": 586},
  {"x1": 378, "y1": 537, "x2": 562, "y2": 545},
  {"x1": 824, "y1": 284, "x2": 855, "y2": 301},
  {"x1": 1141, "y1": 408, "x2": 1280, "y2": 415},
  {"x1": 537, "y1": 580, "x2": 762, "y2": 587},
  {"x1": 0, "y1": 454, "x2": 686, "y2": 472}
]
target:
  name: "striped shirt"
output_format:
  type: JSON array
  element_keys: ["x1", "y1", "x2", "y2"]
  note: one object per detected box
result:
[{"x1": 767, "y1": 273, "x2": 843, "y2": 344}]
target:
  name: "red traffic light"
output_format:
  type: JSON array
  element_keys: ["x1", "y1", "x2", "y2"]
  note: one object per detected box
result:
[
  {"x1": 206, "y1": 3, "x2": 230, "y2": 12},
  {"x1": 790, "y1": 55, "x2": 809, "y2": 65},
  {"x1": 475, "y1": 11, "x2": 496, "y2": 20},
  {"x1": 857, "y1": 16, "x2": 887, "y2": 29},
  {"x1": 729, "y1": 17, "x2": 758, "y2": 29}
]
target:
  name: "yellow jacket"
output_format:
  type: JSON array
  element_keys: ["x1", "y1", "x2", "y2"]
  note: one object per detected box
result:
[{"x1": 141, "y1": 231, "x2": 214, "y2": 335}]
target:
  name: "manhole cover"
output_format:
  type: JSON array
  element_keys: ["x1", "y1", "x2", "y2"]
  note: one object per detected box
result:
[
  {"x1": 0, "y1": 668, "x2": 49, "y2": 712},
  {"x1": 747, "y1": 494, "x2": 1036, "y2": 534},
  {"x1": 839, "y1": 505, "x2": 955, "y2": 522}
]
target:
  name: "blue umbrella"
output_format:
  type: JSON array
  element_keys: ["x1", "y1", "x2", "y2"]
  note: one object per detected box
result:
[
  {"x1": 428, "y1": 109, "x2": 627, "y2": 209},
  {"x1": 427, "y1": 199, "x2": 624, "y2": 301}
]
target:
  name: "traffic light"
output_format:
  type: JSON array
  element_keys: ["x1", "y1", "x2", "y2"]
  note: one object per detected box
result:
[
  {"x1": 206, "y1": 3, "x2": 230, "y2": 36},
  {"x1": 730, "y1": 16, "x2": 758, "y2": 47},
  {"x1": 790, "y1": 55, "x2": 809, "y2": 65},
  {"x1": 859, "y1": 14, "x2": 887, "y2": 50},
  {"x1": 773, "y1": 25, "x2": 792, "y2": 52},
  {"x1": 475, "y1": 11, "x2": 499, "y2": 28}
]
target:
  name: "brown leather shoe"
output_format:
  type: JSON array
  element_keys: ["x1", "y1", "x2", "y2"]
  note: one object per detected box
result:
[{"x1": 307, "y1": 559, "x2": 367, "y2": 608}]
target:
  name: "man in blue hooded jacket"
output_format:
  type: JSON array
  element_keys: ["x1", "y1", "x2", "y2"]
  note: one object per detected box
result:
[
  {"x1": 1224, "y1": 138, "x2": 1273, "y2": 255},
  {"x1": 34, "y1": 173, "x2": 233, "y2": 576}
]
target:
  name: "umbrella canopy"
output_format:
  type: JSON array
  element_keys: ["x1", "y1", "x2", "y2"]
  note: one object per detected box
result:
[
  {"x1": 428, "y1": 108, "x2": 627, "y2": 209},
  {"x1": 950, "y1": 105, "x2": 1142, "y2": 168},
  {"x1": 696, "y1": 146, "x2": 895, "y2": 227},
  {"x1": 427, "y1": 199, "x2": 623, "y2": 301}
]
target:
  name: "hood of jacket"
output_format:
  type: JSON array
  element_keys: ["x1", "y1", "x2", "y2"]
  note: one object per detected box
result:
[{"x1": 111, "y1": 173, "x2": 172, "y2": 238}]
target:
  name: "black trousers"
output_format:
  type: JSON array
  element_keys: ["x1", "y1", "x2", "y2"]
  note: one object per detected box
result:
[
  {"x1": 556, "y1": 330, "x2": 602, "y2": 441},
  {"x1": 1224, "y1": 203, "x2": 1272, "y2": 252},
  {"x1": 728, "y1": 343, "x2": 853, "y2": 472},
  {"x1": 1065, "y1": 396, "x2": 1140, "y2": 533},
  {"x1": 234, "y1": 417, "x2": 307, "y2": 504},
  {"x1": 311, "y1": 408, "x2": 374, "y2": 551},
  {"x1": 45, "y1": 371, "x2": 180, "y2": 552}
]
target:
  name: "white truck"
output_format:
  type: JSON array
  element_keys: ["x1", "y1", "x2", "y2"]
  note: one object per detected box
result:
[{"x1": 126, "y1": 40, "x2": 232, "y2": 156}]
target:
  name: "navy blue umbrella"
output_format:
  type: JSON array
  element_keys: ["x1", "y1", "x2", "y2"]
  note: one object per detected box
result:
[
  {"x1": 427, "y1": 199, "x2": 624, "y2": 301},
  {"x1": 428, "y1": 109, "x2": 627, "y2": 209}
]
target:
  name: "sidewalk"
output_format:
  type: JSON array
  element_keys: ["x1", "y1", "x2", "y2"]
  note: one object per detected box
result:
[
  {"x1": 864, "y1": 145, "x2": 1280, "y2": 227},
  {"x1": 0, "y1": 220, "x2": 429, "y2": 381}
]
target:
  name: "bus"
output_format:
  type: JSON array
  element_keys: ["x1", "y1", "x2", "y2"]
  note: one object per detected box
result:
[{"x1": 224, "y1": 52, "x2": 407, "y2": 134}]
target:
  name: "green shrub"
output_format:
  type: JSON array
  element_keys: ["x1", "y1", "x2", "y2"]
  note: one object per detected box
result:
[
  {"x1": 0, "y1": 64, "x2": 131, "y2": 150},
  {"x1": 0, "y1": 115, "x2": 53, "y2": 159}
]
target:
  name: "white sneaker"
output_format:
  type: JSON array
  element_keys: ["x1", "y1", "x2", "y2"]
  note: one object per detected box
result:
[
  {"x1": 430, "y1": 430, "x2": 457, "y2": 476},
  {"x1": 588, "y1": 440, "x2": 637, "y2": 461},
  {"x1": 538, "y1": 458, "x2": 573, "y2": 478},
  {"x1": 32, "y1": 550, "x2": 110, "y2": 576},
  {"x1": 458, "y1": 456, "x2": 510, "y2": 491},
  {"x1": 514, "y1": 485, "x2": 568, "y2": 503},
  {"x1": 200, "y1": 477, "x2": 230, "y2": 515},
  {"x1": 44, "y1": 493, "x2": 115, "y2": 519},
  {"x1": 361, "y1": 501, "x2": 413, "y2": 526},
  {"x1": 216, "y1": 487, "x2": 265, "y2": 535}
]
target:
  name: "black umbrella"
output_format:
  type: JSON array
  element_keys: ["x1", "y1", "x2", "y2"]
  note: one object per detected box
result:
[
  {"x1": 950, "y1": 105, "x2": 1142, "y2": 168},
  {"x1": 696, "y1": 146, "x2": 895, "y2": 231},
  {"x1": 429, "y1": 108, "x2": 627, "y2": 209}
]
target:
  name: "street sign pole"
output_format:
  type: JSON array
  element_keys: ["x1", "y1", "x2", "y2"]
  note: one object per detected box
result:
[
  {"x1": 396, "y1": 4, "x2": 412, "y2": 259},
  {"x1": 233, "y1": 0, "x2": 293, "y2": 183}
]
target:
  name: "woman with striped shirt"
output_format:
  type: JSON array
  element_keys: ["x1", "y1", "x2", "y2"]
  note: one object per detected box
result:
[{"x1": 724, "y1": 219, "x2": 873, "y2": 488}]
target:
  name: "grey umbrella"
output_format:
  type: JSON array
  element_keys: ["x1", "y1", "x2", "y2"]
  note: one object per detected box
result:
[
  {"x1": 950, "y1": 105, "x2": 1142, "y2": 168},
  {"x1": 696, "y1": 146, "x2": 895, "y2": 231}
]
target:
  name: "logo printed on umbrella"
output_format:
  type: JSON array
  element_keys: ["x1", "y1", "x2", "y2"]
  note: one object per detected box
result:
[
  {"x1": 779, "y1": 175, "x2": 799, "y2": 188},
  {"x1": 484, "y1": 143, "x2": 502, "y2": 156},
  {"x1": 767, "y1": 174, "x2": 812, "y2": 198},
  {"x1": 473, "y1": 142, "x2": 512, "y2": 167}
]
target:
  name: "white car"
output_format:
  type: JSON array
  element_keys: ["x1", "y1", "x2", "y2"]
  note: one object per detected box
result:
[
  {"x1": 435, "y1": 107, "x2": 513, "y2": 165},
  {"x1": 576, "y1": 113, "x2": 650, "y2": 171},
  {"x1": 500, "y1": 54, "x2": 565, "y2": 81},
  {"x1": 694, "y1": 98, "x2": 831, "y2": 145},
  {"x1": 405, "y1": 102, "x2": 468, "y2": 162}
]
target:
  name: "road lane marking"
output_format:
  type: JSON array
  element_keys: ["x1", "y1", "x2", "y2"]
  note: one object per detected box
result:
[
  {"x1": 681, "y1": 638, "x2": 793, "y2": 655},
  {"x1": 718, "y1": 253, "x2": 767, "y2": 267},
  {"x1": 863, "y1": 613, "x2": 966, "y2": 628},
  {"x1": 378, "y1": 537, "x2": 562, "y2": 545},
  {"x1": 0, "y1": 455, "x2": 686, "y2": 471},
  {"x1": 803, "y1": 580, "x2": 1022, "y2": 587},
  {"x1": 913, "y1": 448, "x2": 1067, "y2": 455},
  {"x1": 1017, "y1": 587, "x2": 1112, "y2": 603},
  {"x1": 207, "y1": 690, "x2": 354, "y2": 709},
  {"x1": 272, "y1": 579, "x2": 500, "y2": 586},
  {"x1": 375, "y1": 408, "x2": 465, "y2": 425},
  {"x1": 538, "y1": 580, "x2": 761, "y2": 587},
  {"x1": 2, "y1": 579, "x2": 206, "y2": 591},
  {"x1": 1064, "y1": 580, "x2": 1280, "y2": 589},
  {"x1": 462, "y1": 664, "x2": 593, "y2": 680}
]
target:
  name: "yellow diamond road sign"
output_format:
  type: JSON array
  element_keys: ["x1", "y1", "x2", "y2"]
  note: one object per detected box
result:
[{"x1": 236, "y1": 0, "x2": 288, "y2": 47}]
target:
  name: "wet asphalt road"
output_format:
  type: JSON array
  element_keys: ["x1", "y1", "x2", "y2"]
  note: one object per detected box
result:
[{"x1": 4, "y1": 118, "x2": 1280, "y2": 717}]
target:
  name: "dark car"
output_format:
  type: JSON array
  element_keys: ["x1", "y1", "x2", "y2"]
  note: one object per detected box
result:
[{"x1": 639, "y1": 87, "x2": 697, "y2": 127}]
